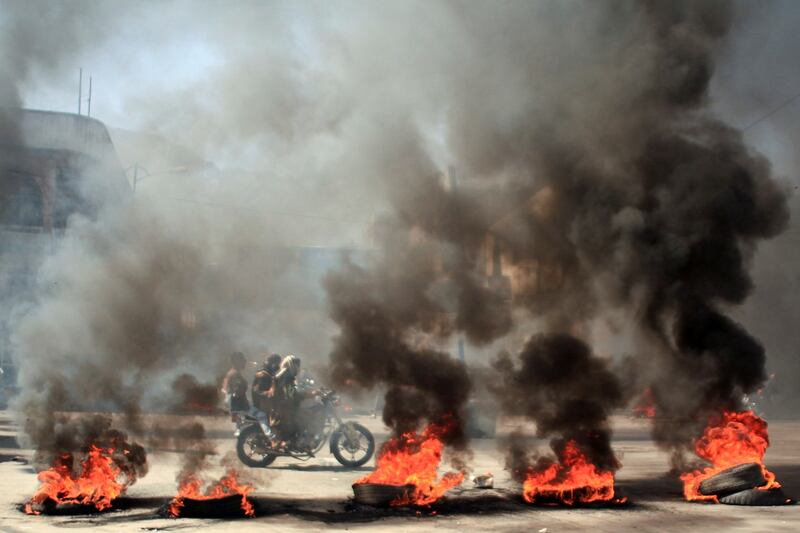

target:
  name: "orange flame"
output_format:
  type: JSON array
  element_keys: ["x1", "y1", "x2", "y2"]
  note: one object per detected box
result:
[
  {"x1": 24, "y1": 446, "x2": 127, "y2": 514},
  {"x1": 168, "y1": 469, "x2": 255, "y2": 517},
  {"x1": 633, "y1": 388, "x2": 657, "y2": 418},
  {"x1": 356, "y1": 422, "x2": 464, "y2": 506},
  {"x1": 681, "y1": 410, "x2": 780, "y2": 502},
  {"x1": 523, "y1": 440, "x2": 624, "y2": 506}
]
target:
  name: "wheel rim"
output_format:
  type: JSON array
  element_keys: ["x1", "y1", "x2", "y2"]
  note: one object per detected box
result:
[
  {"x1": 244, "y1": 432, "x2": 271, "y2": 462},
  {"x1": 338, "y1": 429, "x2": 369, "y2": 463}
]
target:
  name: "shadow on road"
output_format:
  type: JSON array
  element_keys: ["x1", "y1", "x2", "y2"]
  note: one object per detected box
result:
[
  {"x1": 616, "y1": 472, "x2": 685, "y2": 501},
  {"x1": 14, "y1": 491, "x2": 561, "y2": 525},
  {"x1": 268, "y1": 464, "x2": 373, "y2": 473},
  {"x1": 250, "y1": 491, "x2": 536, "y2": 524}
]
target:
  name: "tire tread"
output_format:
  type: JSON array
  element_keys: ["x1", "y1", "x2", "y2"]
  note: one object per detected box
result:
[
  {"x1": 719, "y1": 487, "x2": 791, "y2": 506},
  {"x1": 331, "y1": 422, "x2": 375, "y2": 468},
  {"x1": 698, "y1": 463, "x2": 765, "y2": 496}
]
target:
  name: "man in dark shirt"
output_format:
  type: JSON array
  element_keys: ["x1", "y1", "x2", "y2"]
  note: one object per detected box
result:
[{"x1": 221, "y1": 351, "x2": 250, "y2": 413}]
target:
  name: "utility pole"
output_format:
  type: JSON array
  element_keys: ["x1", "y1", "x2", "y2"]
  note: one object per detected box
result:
[
  {"x1": 128, "y1": 163, "x2": 151, "y2": 192},
  {"x1": 78, "y1": 68, "x2": 83, "y2": 115},
  {"x1": 87, "y1": 76, "x2": 92, "y2": 117}
]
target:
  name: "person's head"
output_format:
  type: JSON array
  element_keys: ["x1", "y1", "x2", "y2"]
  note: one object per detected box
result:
[
  {"x1": 230, "y1": 351, "x2": 246, "y2": 371},
  {"x1": 264, "y1": 353, "x2": 282, "y2": 374},
  {"x1": 277, "y1": 355, "x2": 301, "y2": 380}
]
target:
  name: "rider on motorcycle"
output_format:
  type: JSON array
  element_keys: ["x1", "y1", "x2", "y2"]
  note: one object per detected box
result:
[
  {"x1": 234, "y1": 354, "x2": 376, "y2": 468},
  {"x1": 270, "y1": 355, "x2": 316, "y2": 445}
]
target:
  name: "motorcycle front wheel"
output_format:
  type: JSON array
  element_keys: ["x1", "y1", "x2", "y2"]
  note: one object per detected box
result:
[
  {"x1": 236, "y1": 425, "x2": 277, "y2": 468},
  {"x1": 330, "y1": 422, "x2": 375, "y2": 468}
]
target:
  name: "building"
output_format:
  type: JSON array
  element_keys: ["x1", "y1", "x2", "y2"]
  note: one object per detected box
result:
[
  {"x1": 482, "y1": 185, "x2": 565, "y2": 302},
  {"x1": 0, "y1": 109, "x2": 131, "y2": 385}
]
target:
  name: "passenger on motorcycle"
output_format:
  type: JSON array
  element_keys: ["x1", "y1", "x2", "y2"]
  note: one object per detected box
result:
[
  {"x1": 248, "y1": 353, "x2": 282, "y2": 439},
  {"x1": 252, "y1": 353, "x2": 282, "y2": 411}
]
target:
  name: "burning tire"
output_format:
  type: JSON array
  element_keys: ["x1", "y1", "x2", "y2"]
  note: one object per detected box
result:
[
  {"x1": 330, "y1": 422, "x2": 375, "y2": 468},
  {"x1": 25, "y1": 498, "x2": 108, "y2": 516},
  {"x1": 698, "y1": 463, "x2": 766, "y2": 497},
  {"x1": 168, "y1": 494, "x2": 254, "y2": 518},
  {"x1": 718, "y1": 487, "x2": 792, "y2": 506},
  {"x1": 352, "y1": 483, "x2": 415, "y2": 506},
  {"x1": 236, "y1": 425, "x2": 277, "y2": 468}
]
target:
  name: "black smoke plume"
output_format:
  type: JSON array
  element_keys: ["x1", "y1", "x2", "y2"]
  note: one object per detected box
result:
[
  {"x1": 154, "y1": 421, "x2": 216, "y2": 487},
  {"x1": 169, "y1": 374, "x2": 224, "y2": 415},
  {"x1": 493, "y1": 333, "x2": 624, "y2": 478},
  {"x1": 324, "y1": 0, "x2": 789, "y2": 472},
  {"x1": 324, "y1": 241, "x2": 475, "y2": 445}
]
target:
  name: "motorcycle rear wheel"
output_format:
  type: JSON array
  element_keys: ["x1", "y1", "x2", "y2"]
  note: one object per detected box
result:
[
  {"x1": 331, "y1": 422, "x2": 375, "y2": 468},
  {"x1": 236, "y1": 425, "x2": 277, "y2": 468}
]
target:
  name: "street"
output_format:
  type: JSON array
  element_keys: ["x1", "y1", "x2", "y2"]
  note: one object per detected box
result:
[{"x1": 0, "y1": 412, "x2": 797, "y2": 532}]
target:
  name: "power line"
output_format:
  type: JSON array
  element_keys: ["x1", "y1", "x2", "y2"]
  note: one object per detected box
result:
[{"x1": 742, "y1": 88, "x2": 800, "y2": 131}]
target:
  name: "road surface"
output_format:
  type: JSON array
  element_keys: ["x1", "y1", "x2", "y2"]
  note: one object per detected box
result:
[{"x1": 0, "y1": 412, "x2": 797, "y2": 532}]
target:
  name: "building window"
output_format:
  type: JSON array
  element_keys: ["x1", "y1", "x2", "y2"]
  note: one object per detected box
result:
[
  {"x1": 0, "y1": 172, "x2": 43, "y2": 228},
  {"x1": 53, "y1": 166, "x2": 89, "y2": 228}
]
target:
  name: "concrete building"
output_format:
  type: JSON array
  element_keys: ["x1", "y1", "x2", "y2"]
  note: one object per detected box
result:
[{"x1": 0, "y1": 109, "x2": 130, "y2": 386}]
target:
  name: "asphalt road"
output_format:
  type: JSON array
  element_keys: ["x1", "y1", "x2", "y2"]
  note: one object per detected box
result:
[{"x1": 0, "y1": 412, "x2": 798, "y2": 532}]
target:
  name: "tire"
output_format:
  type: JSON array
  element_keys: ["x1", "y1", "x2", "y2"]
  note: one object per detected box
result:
[
  {"x1": 28, "y1": 498, "x2": 107, "y2": 515},
  {"x1": 173, "y1": 494, "x2": 253, "y2": 518},
  {"x1": 331, "y1": 422, "x2": 375, "y2": 468},
  {"x1": 236, "y1": 425, "x2": 277, "y2": 468},
  {"x1": 719, "y1": 488, "x2": 792, "y2": 506},
  {"x1": 352, "y1": 483, "x2": 415, "y2": 506},
  {"x1": 699, "y1": 463, "x2": 765, "y2": 496}
]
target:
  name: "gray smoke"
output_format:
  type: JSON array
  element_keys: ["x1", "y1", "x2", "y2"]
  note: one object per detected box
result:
[
  {"x1": 1, "y1": 0, "x2": 793, "y2": 488},
  {"x1": 1, "y1": 1, "x2": 342, "y2": 481}
]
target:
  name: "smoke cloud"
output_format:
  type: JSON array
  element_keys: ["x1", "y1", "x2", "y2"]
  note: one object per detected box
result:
[
  {"x1": 710, "y1": 0, "x2": 800, "y2": 417},
  {"x1": 2, "y1": 0, "x2": 349, "y2": 480},
  {"x1": 1, "y1": 0, "x2": 793, "y2": 488},
  {"x1": 321, "y1": 0, "x2": 789, "y2": 471},
  {"x1": 493, "y1": 333, "x2": 624, "y2": 479}
]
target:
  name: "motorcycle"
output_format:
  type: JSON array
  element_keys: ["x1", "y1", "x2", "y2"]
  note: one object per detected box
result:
[{"x1": 234, "y1": 380, "x2": 375, "y2": 468}]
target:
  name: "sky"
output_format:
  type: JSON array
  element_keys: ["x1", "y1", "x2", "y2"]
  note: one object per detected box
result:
[{"x1": 12, "y1": 1, "x2": 800, "y2": 185}]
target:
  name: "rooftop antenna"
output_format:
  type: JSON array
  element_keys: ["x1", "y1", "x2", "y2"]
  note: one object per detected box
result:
[
  {"x1": 78, "y1": 68, "x2": 83, "y2": 115},
  {"x1": 87, "y1": 76, "x2": 92, "y2": 117}
]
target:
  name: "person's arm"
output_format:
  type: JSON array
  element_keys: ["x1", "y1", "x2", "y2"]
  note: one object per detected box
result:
[
  {"x1": 265, "y1": 382, "x2": 277, "y2": 399},
  {"x1": 220, "y1": 370, "x2": 232, "y2": 395},
  {"x1": 250, "y1": 374, "x2": 262, "y2": 396},
  {"x1": 253, "y1": 375, "x2": 274, "y2": 398}
]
